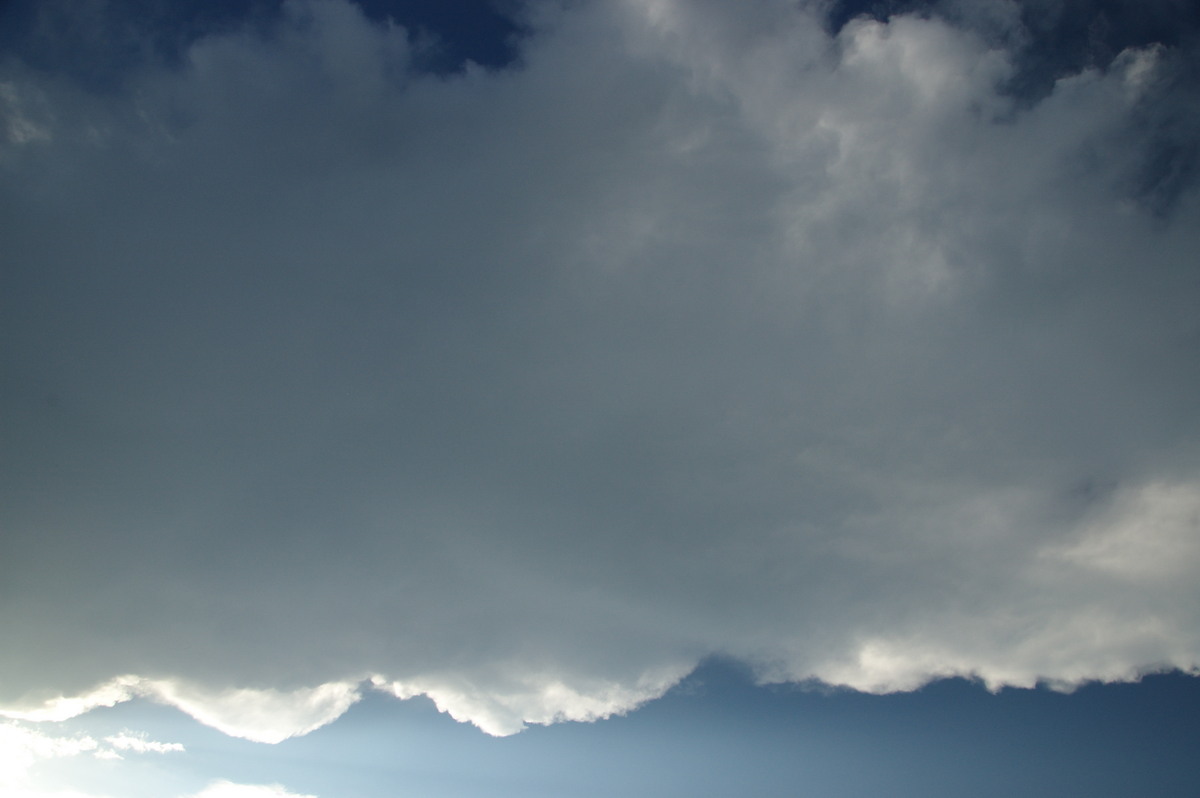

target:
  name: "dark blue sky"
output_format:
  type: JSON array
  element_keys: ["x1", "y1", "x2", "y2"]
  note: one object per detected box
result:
[
  {"x1": 0, "y1": 0, "x2": 524, "y2": 80},
  {"x1": 7, "y1": 0, "x2": 1199, "y2": 82}
]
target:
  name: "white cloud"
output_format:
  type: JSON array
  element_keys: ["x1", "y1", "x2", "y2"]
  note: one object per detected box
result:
[
  {"x1": 104, "y1": 732, "x2": 185, "y2": 755},
  {"x1": 1, "y1": 0, "x2": 1199, "y2": 737},
  {"x1": 0, "y1": 719, "x2": 184, "y2": 788},
  {"x1": 0, "y1": 677, "x2": 143, "y2": 723},
  {"x1": 146, "y1": 680, "x2": 361, "y2": 744},
  {"x1": 188, "y1": 782, "x2": 317, "y2": 798},
  {"x1": 2, "y1": 677, "x2": 359, "y2": 744},
  {"x1": 0, "y1": 723, "x2": 97, "y2": 787},
  {"x1": 378, "y1": 662, "x2": 690, "y2": 736}
]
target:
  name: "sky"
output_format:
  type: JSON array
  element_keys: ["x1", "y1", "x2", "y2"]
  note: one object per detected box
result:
[{"x1": 1, "y1": 0, "x2": 1199, "y2": 795}]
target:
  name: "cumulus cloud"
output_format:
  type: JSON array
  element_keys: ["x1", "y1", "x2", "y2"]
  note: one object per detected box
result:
[{"x1": 2, "y1": 0, "x2": 1199, "y2": 736}]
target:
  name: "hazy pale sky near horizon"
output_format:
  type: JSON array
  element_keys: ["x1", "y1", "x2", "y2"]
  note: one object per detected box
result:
[{"x1": 2, "y1": 0, "x2": 1200, "y2": 795}]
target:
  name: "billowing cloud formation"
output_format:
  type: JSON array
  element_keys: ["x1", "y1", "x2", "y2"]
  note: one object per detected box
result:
[{"x1": 2, "y1": 0, "x2": 1199, "y2": 737}]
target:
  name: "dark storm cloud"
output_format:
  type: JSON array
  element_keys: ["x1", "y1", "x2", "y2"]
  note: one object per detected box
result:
[{"x1": 2, "y1": 0, "x2": 1199, "y2": 737}]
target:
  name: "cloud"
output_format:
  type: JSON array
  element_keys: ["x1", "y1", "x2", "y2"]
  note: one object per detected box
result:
[
  {"x1": 146, "y1": 679, "x2": 361, "y2": 744},
  {"x1": 1, "y1": 677, "x2": 359, "y2": 744},
  {"x1": 104, "y1": 731, "x2": 186, "y2": 755},
  {"x1": 2, "y1": 0, "x2": 1199, "y2": 736},
  {"x1": 188, "y1": 782, "x2": 317, "y2": 798},
  {"x1": 0, "y1": 677, "x2": 144, "y2": 724},
  {"x1": 1041, "y1": 480, "x2": 1200, "y2": 582},
  {"x1": 377, "y1": 663, "x2": 689, "y2": 736},
  {"x1": 0, "y1": 720, "x2": 182, "y2": 797},
  {"x1": 0, "y1": 723, "x2": 98, "y2": 787}
]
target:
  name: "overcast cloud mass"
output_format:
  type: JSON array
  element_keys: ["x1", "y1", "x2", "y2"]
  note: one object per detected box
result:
[{"x1": 3, "y1": 0, "x2": 1200, "y2": 744}]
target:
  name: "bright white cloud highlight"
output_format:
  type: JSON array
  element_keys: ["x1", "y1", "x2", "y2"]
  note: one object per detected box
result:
[
  {"x1": 188, "y1": 782, "x2": 317, "y2": 798},
  {"x1": 0, "y1": 723, "x2": 97, "y2": 787},
  {"x1": 379, "y1": 662, "x2": 691, "y2": 736},
  {"x1": 0, "y1": 720, "x2": 182, "y2": 798},
  {"x1": 103, "y1": 732, "x2": 186, "y2": 755},
  {"x1": 2, "y1": 678, "x2": 359, "y2": 744}
]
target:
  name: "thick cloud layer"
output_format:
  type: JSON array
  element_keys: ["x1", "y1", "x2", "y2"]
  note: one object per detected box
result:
[{"x1": 2, "y1": 0, "x2": 1199, "y2": 737}]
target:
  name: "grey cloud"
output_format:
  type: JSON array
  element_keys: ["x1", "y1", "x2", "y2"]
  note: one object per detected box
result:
[{"x1": 2, "y1": 0, "x2": 1199, "y2": 735}]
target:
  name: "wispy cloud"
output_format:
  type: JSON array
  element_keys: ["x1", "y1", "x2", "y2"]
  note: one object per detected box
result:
[{"x1": 0, "y1": 720, "x2": 182, "y2": 795}]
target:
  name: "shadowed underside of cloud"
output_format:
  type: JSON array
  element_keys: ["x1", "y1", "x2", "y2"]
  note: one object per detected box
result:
[{"x1": 2, "y1": 0, "x2": 1199, "y2": 739}]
